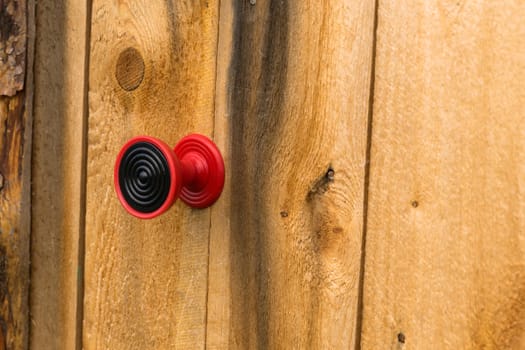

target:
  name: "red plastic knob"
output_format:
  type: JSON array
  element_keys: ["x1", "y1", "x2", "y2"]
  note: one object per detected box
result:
[{"x1": 114, "y1": 134, "x2": 225, "y2": 219}]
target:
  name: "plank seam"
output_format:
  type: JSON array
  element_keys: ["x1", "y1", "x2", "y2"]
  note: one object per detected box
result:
[
  {"x1": 25, "y1": 1, "x2": 37, "y2": 348},
  {"x1": 76, "y1": 1, "x2": 93, "y2": 349},
  {"x1": 354, "y1": 0, "x2": 380, "y2": 348},
  {"x1": 205, "y1": 0, "x2": 223, "y2": 348}
]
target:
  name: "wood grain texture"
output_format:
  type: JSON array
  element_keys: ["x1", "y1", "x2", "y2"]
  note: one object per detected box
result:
[
  {"x1": 0, "y1": 0, "x2": 26, "y2": 96},
  {"x1": 0, "y1": 1, "x2": 33, "y2": 349},
  {"x1": 30, "y1": 0, "x2": 89, "y2": 349},
  {"x1": 361, "y1": 1, "x2": 525, "y2": 349},
  {"x1": 84, "y1": 1, "x2": 218, "y2": 349},
  {"x1": 207, "y1": 1, "x2": 375, "y2": 348},
  {"x1": 0, "y1": 94, "x2": 30, "y2": 350}
]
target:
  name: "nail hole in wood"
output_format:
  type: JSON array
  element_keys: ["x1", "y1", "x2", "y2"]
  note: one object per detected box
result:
[
  {"x1": 326, "y1": 168, "x2": 335, "y2": 181},
  {"x1": 307, "y1": 166, "x2": 335, "y2": 200},
  {"x1": 397, "y1": 332, "x2": 406, "y2": 344},
  {"x1": 116, "y1": 47, "x2": 145, "y2": 91}
]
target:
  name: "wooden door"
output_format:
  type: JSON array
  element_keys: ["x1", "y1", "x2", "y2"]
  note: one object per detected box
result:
[{"x1": 2, "y1": 0, "x2": 522, "y2": 349}]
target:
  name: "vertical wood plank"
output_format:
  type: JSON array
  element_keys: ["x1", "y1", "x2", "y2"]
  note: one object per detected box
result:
[
  {"x1": 30, "y1": 0, "x2": 89, "y2": 349},
  {"x1": 84, "y1": 1, "x2": 218, "y2": 349},
  {"x1": 361, "y1": 1, "x2": 525, "y2": 348},
  {"x1": 207, "y1": 1, "x2": 376, "y2": 348},
  {"x1": 0, "y1": 93, "x2": 30, "y2": 350},
  {"x1": 0, "y1": 0, "x2": 34, "y2": 349}
]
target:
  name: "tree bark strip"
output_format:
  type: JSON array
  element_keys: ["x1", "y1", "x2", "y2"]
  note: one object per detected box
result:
[{"x1": 0, "y1": 0, "x2": 32, "y2": 348}]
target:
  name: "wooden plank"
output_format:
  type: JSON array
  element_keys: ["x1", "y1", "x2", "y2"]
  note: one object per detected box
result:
[
  {"x1": 207, "y1": 1, "x2": 376, "y2": 348},
  {"x1": 0, "y1": 0, "x2": 33, "y2": 349},
  {"x1": 83, "y1": 1, "x2": 219, "y2": 349},
  {"x1": 0, "y1": 94, "x2": 29, "y2": 350},
  {"x1": 30, "y1": 0, "x2": 89, "y2": 349},
  {"x1": 361, "y1": 1, "x2": 525, "y2": 348}
]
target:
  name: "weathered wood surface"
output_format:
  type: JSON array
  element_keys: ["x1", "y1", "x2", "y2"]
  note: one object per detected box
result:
[
  {"x1": 0, "y1": 0, "x2": 33, "y2": 349},
  {"x1": 207, "y1": 1, "x2": 376, "y2": 348},
  {"x1": 30, "y1": 0, "x2": 89, "y2": 349},
  {"x1": 84, "y1": 0, "x2": 219, "y2": 349},
  {"x1": 0, "y1": 0, "x2": 26, "y2": 96},
  {"x1": 0, "y1": 93, "x2": 30, "y2": 350},
  {"x1": 361, "y1": 1, "x2": 525, "y2": 349}
]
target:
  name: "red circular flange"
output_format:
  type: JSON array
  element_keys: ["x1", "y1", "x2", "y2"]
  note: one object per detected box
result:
[
  {"x1": 174, "y1": 134, "x2": 225, "y2": 208},
  {"x1": 114, "y1": 136, "x2": 182, "y2": 219}
]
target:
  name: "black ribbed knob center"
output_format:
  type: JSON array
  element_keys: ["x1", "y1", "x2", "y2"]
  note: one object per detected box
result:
[
  {"x1": 118, "y1": 142, "x2": 171, "y2": 213},
  {"x1": 138, "y1": 171, "x2": 149, "y2": 182}
]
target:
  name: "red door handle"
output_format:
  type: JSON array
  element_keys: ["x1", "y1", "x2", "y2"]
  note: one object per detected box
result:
[{"x1": 114, "y1": 134, "x2": 225, "y2": 219}]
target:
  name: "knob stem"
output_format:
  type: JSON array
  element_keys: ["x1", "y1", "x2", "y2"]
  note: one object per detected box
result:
[
  {"x1": 180, "y1": 158, "x2": 196, "y2": 185},
  {"x1": 180, "y1": 155, "x2": 209, "y2": 191}
]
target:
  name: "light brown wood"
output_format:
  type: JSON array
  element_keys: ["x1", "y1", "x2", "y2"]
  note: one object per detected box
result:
[
  {"x1": 0, "y1": 1, "x2": 34, "y2": 349},
  {"x1": 83, "y1": 1, "x2": 219, "y2": 349},
  {"x1": 207, "y1": 1, "x2": 376, "y2": 348},
  {"x1": 30, "y1": 0, "x2": 89, "y2": 349},
  {"x1": 361, "y1": 1, "x2": 525, "y2": 349}
]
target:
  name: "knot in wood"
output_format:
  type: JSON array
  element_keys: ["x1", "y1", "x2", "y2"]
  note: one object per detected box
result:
[{"x1": 115, "y1": 47, "x2": 145, "y2": 91}]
